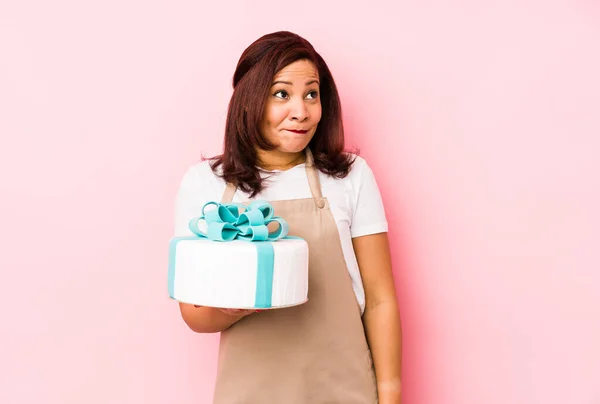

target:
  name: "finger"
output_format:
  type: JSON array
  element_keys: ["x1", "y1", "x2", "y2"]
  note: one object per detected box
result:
[{"x1": 218, "y1": 308, "x2": 244, "y2": 315}]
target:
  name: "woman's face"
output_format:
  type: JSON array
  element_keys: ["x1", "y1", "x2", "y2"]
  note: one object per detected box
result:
[{"x1": 260, "y1": 59, "x2": 322, "y2": 154}]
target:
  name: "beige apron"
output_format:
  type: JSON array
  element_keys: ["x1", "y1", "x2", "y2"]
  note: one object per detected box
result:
[{"x1": 213, "y1": 148, "x2": 378, "y2": 403}]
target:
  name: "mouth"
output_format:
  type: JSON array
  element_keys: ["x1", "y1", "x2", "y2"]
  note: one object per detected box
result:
[{"x1": 285, "y1": 129, "x2": 309, "y2": 134}]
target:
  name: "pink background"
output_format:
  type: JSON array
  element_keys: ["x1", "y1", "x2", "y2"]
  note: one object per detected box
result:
[{"x1": 1, "y1": 1, "x2": 599, "y2": 403}]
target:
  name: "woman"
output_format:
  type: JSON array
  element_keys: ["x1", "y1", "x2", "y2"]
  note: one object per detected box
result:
[{"x1": 174, "y1": 31, "x2": 402, "y2": 403}]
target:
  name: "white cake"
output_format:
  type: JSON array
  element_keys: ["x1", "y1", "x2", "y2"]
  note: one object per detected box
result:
[{"x1": 168, "y1": 237, "x2": 309, "y2": 309}]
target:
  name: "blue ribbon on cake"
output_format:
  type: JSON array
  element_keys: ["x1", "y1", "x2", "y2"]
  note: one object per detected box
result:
[
  {"x1": 169, "y1": 201, "x2": 291, "y2": 308},
  {"x1": 188, "y1": 201, "x2": 289, "y2": 243}
]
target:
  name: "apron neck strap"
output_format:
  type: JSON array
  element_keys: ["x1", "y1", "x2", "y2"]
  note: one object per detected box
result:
[
  {"x1": 221, "y1": 181, "x2": 237, "y2": 204},
  {"x1": 220, "y1": 148, "x2": 325, "y2": 208},
  {"x1": 304, "y1": 148, "x2": 325, "y2": 208}
]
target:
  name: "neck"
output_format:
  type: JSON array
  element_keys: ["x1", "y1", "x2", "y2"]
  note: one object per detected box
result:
[{"x1": 256, "y1": 149, "x2": 306, "y2": 171}]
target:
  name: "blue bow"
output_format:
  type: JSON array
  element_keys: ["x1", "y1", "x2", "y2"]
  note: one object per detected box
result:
[{"x1": 188, "y1": 200, "x2": 289, "y2": 242}]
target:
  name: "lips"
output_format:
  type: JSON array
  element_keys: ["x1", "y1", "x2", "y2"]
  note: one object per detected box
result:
[{"x1": 286, "y1": 129, "x2": 308, "y2": 134}]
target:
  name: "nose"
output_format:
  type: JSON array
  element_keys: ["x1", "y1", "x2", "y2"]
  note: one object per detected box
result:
[{"x1": 289, "y1": 98, "x2": 308, "y2": 122}]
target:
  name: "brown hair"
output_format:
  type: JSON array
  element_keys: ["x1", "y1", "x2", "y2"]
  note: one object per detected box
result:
[{"x1": 209, "y1": 31, "x2": 356, "y2": 197}]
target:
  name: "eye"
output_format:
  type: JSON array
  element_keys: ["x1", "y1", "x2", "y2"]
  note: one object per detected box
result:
[
  {"x1": 306, "y1": 90, "x2": 319, "y2": 100},
  {"x1": 273, "y1": 90, "x2": 289, "y2": 99}
]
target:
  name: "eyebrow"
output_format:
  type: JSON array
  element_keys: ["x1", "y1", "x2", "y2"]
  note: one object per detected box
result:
[{"x1": 271, "y1": 79, "x2": 320, "y2": 86}]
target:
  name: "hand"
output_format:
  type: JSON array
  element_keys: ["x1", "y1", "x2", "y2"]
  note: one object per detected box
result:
[
  {"x1": 193, "y1": 305, "x2": 257, "y2": 317},
  {"x1": 215, "y1": 308, "x2": 257, "y2": 317}
]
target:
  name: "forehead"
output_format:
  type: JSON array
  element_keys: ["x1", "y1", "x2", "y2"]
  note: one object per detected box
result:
[{"x1": 273, "y1": 59, "x2": 319, "y2": 81}]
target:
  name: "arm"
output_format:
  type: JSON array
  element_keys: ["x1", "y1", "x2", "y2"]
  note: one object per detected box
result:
[
  {"x1": 353, "y1": 232, "x2": 403, "y2": 404},
  {"x1": 178, "y1": 303, "x2": 254, "y2": 333},
  {"x1": 173, "y1": 167, "x2": 254, "y2": 333}
]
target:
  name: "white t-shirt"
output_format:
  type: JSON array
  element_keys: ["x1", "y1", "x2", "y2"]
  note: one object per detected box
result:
[{"x1": 173, "y1": 154, "x2": 388, "y2": 314}]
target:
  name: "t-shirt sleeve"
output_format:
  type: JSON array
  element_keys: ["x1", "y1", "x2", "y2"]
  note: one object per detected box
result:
[
  {"x1": 350, "y1": 158, "x2": 389, "y2": 238},
  {"x1": 173, "y1": 165, "x2": 210, "y2": 237}
]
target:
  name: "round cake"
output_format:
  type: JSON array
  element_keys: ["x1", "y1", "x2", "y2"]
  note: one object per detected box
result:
[{"x1": 168, "y1": 237, "x2": 309, "y2": 309}]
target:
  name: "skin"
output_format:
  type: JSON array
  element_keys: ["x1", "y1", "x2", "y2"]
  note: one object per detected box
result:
[
  {"x1": 256, "y1": 59, "x2": 322, "y2": 171},
  {"x1": 354, "y1": 233, "x2": 403, "y2": 403},
  {"x1": 179, "y1": 59, "x2": 402, "y2": 403}
]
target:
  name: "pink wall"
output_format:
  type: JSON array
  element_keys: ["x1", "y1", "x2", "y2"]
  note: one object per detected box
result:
[{"x1": 1, "y1": 1, "x2": 599, "y2": 403}]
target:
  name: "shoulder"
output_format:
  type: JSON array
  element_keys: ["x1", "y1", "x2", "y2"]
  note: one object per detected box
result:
[
  {"x1": 340, "y1": 153, "x2": 376, "y2": 187},
  {"x1": 319, "y1": 153, "x2": 375, "y2": 187},
  {"x1": 179, "y1": 159, "x2": 221, "y2": 185},
  {"x1": 319, "y1": 153, "x2": 379, "y2": 199},
  {"x1": 339, "y1": 153, "x2": 384, "y2": 204},
  {"x1": 347, "y1": 153, "x2": 371, "y2": 176},
  {"x1": 177, "y1": 159, "x2": 225, "y2": 199}
]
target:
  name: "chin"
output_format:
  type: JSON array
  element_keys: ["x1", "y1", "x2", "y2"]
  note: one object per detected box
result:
[
  {"x1": 277, "y1": 137, "x2": 314, "y2": 154},
  {"x1": 278, "y1": 144, "x2": 310, "y2": 154}
]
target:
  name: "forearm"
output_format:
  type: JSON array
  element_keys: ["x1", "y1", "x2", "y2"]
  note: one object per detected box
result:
[
  {"x1": 363, "y1": 300, "x2": 403, "y2": 404},
  {"x1": 179, "y1": 303, "x2": 245, "y2": 333}
]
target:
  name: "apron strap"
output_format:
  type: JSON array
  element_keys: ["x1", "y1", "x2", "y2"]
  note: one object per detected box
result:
[
  {"x1": 221, "y1": 181, "x2": 237, "y2": 204},
  {"x1": 220, "y1": 147, "x2": 325, "y2": 209},
  {"x1": 304, "y1": 148, "x2": 326, "y2": 208}
]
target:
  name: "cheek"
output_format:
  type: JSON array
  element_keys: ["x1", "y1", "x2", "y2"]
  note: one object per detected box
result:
[
  {"x1": 266, "y1": 104, "x2": 286, "y2": 121},
  {"x1": 312, "y1": 104, "x2": 322, "y2": 123}
]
